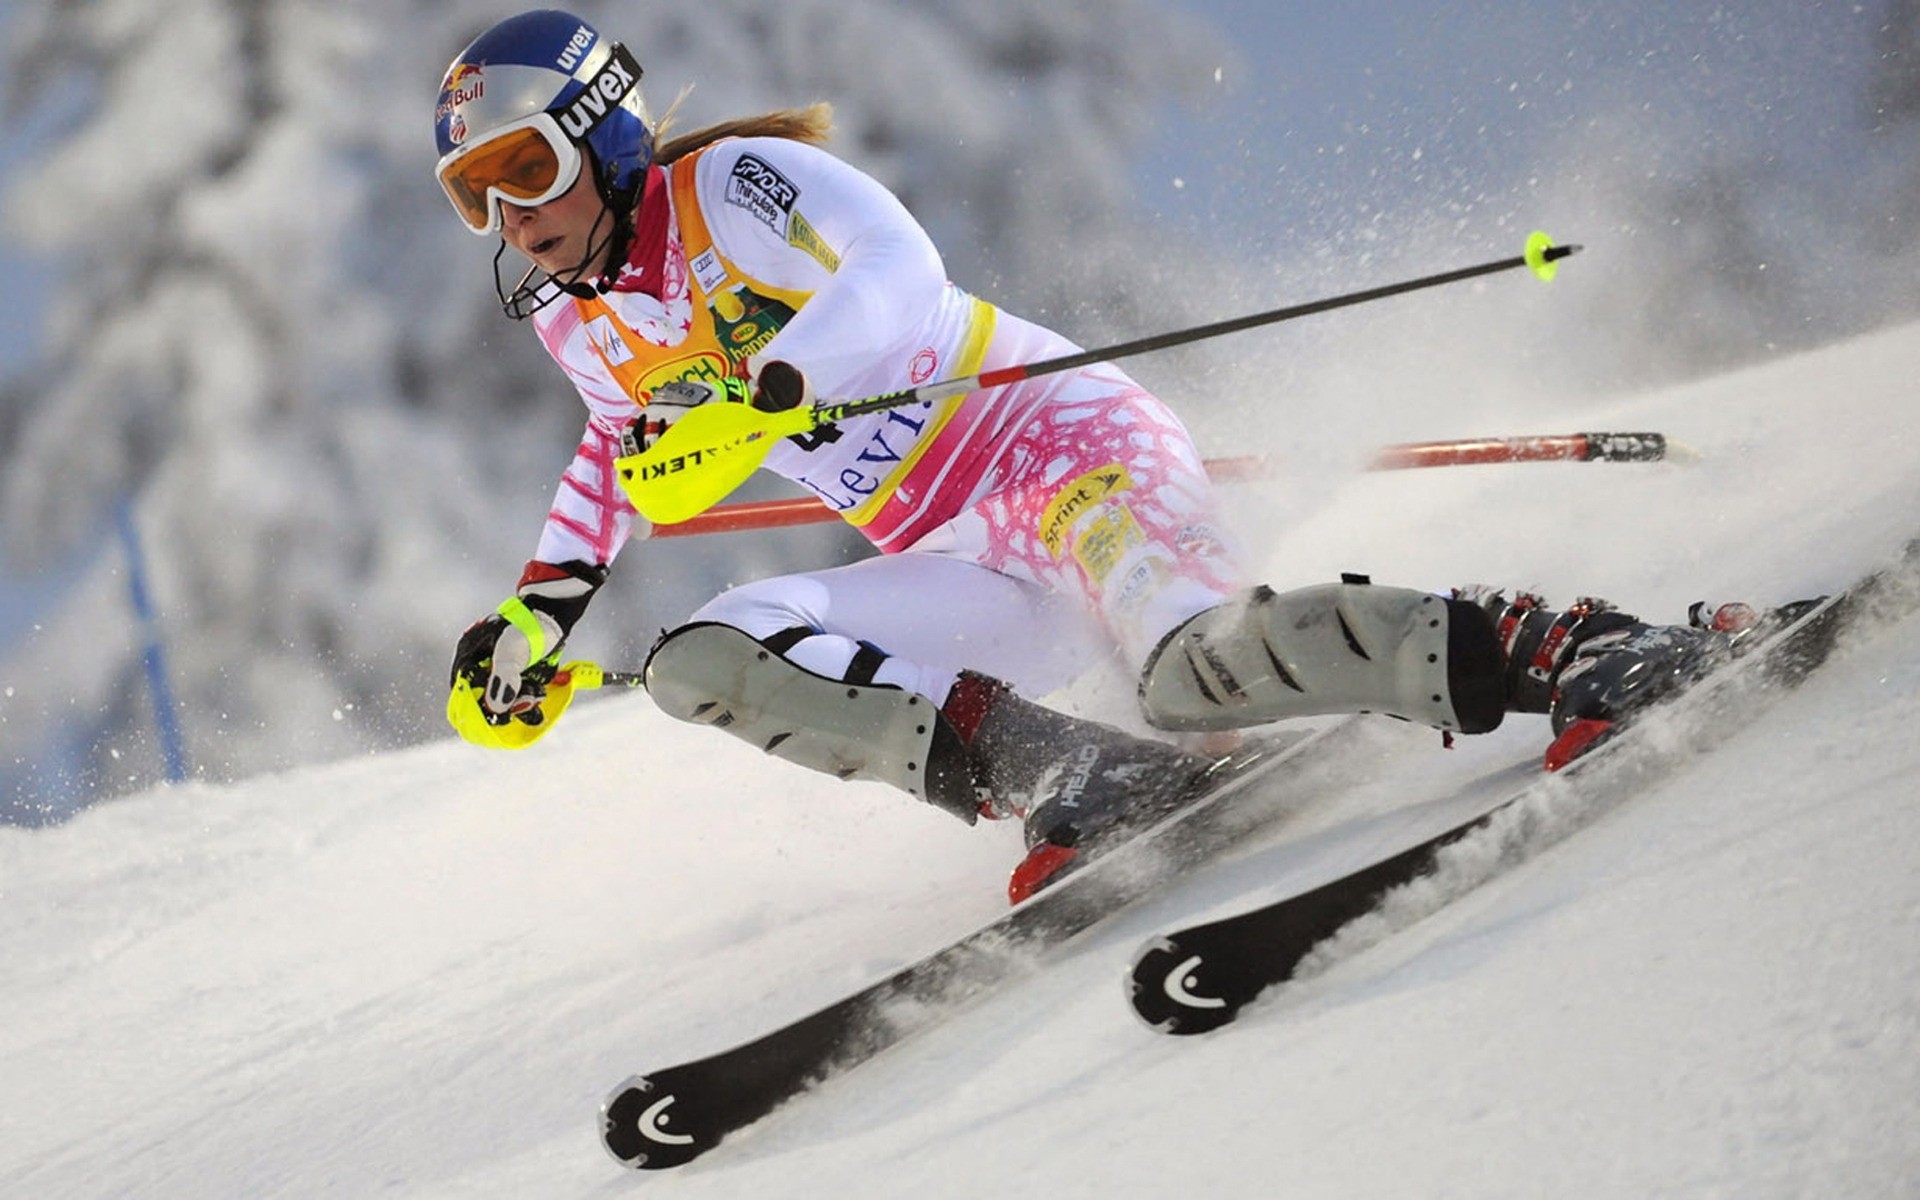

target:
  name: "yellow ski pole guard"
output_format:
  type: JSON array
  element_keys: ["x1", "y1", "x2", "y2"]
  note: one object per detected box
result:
[
  {"x1": 614, "y1": 403, "x2": 818, "y2": 526},
  {"x1": 446, "y1": 660, "x2": 608, "y2": 750},
  {"x1": 1524, "y1": 230, "x2": 1562, "y2": 282}
]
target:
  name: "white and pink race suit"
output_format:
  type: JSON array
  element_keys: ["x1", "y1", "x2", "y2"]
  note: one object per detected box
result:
[{"x1": 526, "y1": 135, "x2": 1245, "y2": 702}]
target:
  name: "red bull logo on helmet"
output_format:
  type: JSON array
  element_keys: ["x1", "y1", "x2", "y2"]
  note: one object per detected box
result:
[
  {"x1": 441, "y1": 61, "x2": 485, "y2": 92},
  {"x1": 436, "y1": 62, "x2": 485, "y2": 140}
]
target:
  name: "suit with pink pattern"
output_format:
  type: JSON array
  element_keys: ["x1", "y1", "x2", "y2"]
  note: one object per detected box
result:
[{"x1": 526, "y1": 135, "x2": 1245, "y2": 700}]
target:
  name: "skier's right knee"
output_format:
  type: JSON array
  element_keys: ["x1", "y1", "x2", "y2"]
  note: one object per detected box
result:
[{"x1": 643, "y1": 622, "x2": 980, "y2": 822}]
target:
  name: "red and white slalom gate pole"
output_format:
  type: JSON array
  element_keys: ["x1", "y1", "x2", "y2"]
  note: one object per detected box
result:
[
  {"x1": 1370, "y1": 430, "x2": 1673, "y2": 470},
  {"x1": 647, "y1": 431, "x2": 1676, "y2": 539}
]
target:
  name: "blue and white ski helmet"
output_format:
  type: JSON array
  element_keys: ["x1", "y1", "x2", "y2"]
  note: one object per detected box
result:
[{"x1": 434, "y1": 9, "x2": 655, "y2": 204}]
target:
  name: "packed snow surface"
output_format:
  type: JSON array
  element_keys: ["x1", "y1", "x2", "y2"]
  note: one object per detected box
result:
[{"x1": 4, "y1": 325, "x2": 1919, "y2": 1198}]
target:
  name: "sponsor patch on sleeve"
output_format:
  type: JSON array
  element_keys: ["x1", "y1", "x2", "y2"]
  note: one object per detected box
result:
[
  {"x1": 786, "y1": 209, "x2": 841, "y2": 272},
  {"x1": 726, "y1": 153, "x2": 800, "y2": 236}
]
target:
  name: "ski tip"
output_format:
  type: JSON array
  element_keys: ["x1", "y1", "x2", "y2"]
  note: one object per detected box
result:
[
  {"x1": 1127, "y1": 939, "x2": 1241, "y2": 1036},
  {"x1": 600, "y1": 1073, "x2": 711, "y2": 1171}
]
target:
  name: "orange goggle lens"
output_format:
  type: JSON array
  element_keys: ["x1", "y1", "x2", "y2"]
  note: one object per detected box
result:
[{"x1": 436, "y1": 119, "x2": 581, "y2": 234}]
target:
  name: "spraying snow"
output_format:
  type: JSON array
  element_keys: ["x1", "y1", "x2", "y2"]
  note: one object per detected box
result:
[{"x1": 4, "y1": 321, "x2": 1918, "y2": 1198}]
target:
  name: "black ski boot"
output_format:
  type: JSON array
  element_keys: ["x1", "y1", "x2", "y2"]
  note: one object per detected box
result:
[
  {"x1": 1459, "y1": 588, "x2": 1823, "y2": 770},
  {"x1": 937, "y1": 671, "x2": 1213, "y2": 903}
]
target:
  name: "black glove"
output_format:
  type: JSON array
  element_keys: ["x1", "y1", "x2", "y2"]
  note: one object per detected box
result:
[
  {"x1": 748, "y1": 358, "x2": 812, "y2": 412},
  {"x1": 450, "y1": 560, "x2": 609, "y2": 722}
]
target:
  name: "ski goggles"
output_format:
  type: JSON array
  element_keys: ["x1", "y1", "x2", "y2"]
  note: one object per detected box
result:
[{"x1": 435, "y1": 112, "x2": 585, "y2": 236}]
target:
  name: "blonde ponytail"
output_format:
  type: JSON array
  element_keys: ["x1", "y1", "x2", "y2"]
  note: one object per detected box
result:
[{"x1": 655, "y1": 102, "x2": 835, "y2": 164}]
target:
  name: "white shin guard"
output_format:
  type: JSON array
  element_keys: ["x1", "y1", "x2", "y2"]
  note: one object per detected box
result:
[
  {"x1": 644, "y1": 623, "x2": 978, "y2": 821},
  {"x1": 1138, "y1": 579, "x2": 1506, "y2": 735}
]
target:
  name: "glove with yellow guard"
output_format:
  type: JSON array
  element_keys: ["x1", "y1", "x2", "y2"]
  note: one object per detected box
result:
[
  {"x1": 618, "y1": 360, "x2": 812, "y2": 455},
  {"x1": 448, "y1": 559, "x2": 608, "y2": 748}
]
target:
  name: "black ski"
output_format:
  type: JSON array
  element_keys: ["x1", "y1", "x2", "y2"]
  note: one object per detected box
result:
[
  {"x1": 601, "y1": 715, "x2": 1397, "y2": 1169},
  {"x1": 1129, "y1": 539, "x2": 1920, "y2": 1035}
]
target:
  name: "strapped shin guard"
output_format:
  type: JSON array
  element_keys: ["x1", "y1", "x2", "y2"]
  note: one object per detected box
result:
[
  {"x1": 643, "y1": 622, "x2": 979, "y2": 822},
  {"x1": 1138, "y1": 579, "x2": 1506, "y2": 735}
]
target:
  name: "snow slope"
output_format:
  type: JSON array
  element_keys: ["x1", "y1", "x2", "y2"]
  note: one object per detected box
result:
[{"x1": 4, "y1": 324, "x2": 1920, "y2": 1199}]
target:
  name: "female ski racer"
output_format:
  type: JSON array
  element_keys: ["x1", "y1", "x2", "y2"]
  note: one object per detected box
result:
[{"x1": 437, "y1": 10, "x2": 1745, "y2": 900}]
